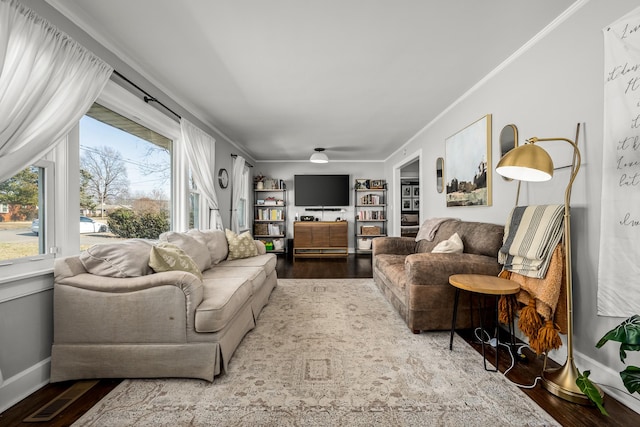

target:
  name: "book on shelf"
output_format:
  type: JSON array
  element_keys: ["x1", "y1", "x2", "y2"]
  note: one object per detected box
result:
[
  {"x1": 359, "y1": 194, "x2": 384, "y2": 205},
  {"x1": 357, "y1": 210, "x2": 385, "y2": 220},
  {"x1": 257, "y1": 208, "x2": 284, "y2": 221}
]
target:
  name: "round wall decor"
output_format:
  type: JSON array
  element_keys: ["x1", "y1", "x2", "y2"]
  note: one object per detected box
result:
[{"x1": 218, "y1": 168, "x2": 229, "y2": 188}]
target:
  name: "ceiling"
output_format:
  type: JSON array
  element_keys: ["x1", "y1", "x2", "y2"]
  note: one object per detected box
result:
[{"x1": 47, "y1": 0, "x2": 576, "y2": 162}]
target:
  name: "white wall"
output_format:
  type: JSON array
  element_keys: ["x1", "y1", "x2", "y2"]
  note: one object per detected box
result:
[{"x1": 384, "y1": 0, "x2": 640, "y2": 412}]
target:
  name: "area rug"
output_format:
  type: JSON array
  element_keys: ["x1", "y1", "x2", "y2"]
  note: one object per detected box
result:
[{"x1": 73, "y1": 279, "x2": 558, "y2": 426}]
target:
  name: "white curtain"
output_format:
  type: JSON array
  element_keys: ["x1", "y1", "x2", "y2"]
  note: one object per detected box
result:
[
  {"x1": 230, "y1": 155, "x2": 246, "y2": 232},
  {"x1": 0, "y1": 0, "x2": 113, "y2": 182},
  {"x1": 180, "y1": 118, "x2": 224, "y2": 230}
]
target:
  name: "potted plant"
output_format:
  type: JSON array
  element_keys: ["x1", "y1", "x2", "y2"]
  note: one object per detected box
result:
[{"x1": 577, "y1": 314, "x2": 640, "y2": 416}]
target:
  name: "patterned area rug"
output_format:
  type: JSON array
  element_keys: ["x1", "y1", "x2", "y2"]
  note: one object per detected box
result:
[{"x1": 73, "y1": 279, "x2": 558, "y2": 426}]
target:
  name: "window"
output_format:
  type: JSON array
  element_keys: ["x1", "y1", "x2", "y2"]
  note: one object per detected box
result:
[
  {"x1": 0, "y1": 162, "x2": 54, "y2": 265},
  {"x1": 238, "y1": 166, "x2": 250, "y2": 230},
  {"x1": 78, "y1": 103, "x2": 173, "y2": 247},
  {"x1": 189, "y1": 174, "x2": 201, "y2": 229}
]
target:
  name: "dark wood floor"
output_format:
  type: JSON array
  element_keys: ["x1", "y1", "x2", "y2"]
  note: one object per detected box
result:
[{"x1": 2, "y1": 254, "x2": 639, "y2": 426}]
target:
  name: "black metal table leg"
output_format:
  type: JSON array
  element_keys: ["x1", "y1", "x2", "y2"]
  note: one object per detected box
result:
[{"x1": 449, "y1": 288, "x2": 460, "y2": 350}]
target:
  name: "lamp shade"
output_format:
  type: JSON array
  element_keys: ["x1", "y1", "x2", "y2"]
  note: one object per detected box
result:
[
  {"x1": 310, "y1": 148, "x2": 329, "y2": 163},
  {"x1": 496, "y1": 143, "x2": 554, "y2": 182}
]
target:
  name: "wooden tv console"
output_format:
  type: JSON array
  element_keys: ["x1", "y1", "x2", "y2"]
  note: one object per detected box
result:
[{"x1": 293, "y1": 221, "x2": 348, "y2": 258}]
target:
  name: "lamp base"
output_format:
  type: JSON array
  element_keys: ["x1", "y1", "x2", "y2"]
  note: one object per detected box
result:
[{"x1": 541, "y1": 361, "x2": 604, "y2": 405}]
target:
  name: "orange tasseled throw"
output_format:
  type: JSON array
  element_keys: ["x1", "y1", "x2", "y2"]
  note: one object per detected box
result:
[{"x1": 518, "y1": 299, "x2": 543, "y2": 337}]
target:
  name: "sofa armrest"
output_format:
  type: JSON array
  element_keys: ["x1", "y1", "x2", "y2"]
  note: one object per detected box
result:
[
  {"x1": 372, "y1": 237, "x2": 416, "y2": 256},
  {"x1": 404, "y1": 253, "x2": 502, "y2": 286},
  {"x1": 54, "y1": 271, "x2": 204, "y2": 344},
  {"x1": 254, "y1": 239, "x2": 267, "y2": 255},
  {"x1": 56, "y1": 269, "x2": 202, "y2": 296}
]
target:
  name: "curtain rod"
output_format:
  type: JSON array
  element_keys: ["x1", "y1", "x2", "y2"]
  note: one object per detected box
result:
[
  {"x1": 231, "y1": 153, "x2": 253, "y2": 168},
  {"x1": 112, "y1": 70, "x2": 182, "y2": 120}
]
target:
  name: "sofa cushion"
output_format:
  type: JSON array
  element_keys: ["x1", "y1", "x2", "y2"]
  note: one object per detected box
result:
[
  {"x1": 195, "y1": 229, "x2": 228, "y2": 265},
  {"x1": 149, "y1": 242, "x2": 203, "y2": 280},
  {"x1": 431, "y1": 232, "x2": 463, "y2": 253},
  {"x1": 159, "y1": 231, "x2": 211, "y2": 272},
  {"x1": 416, "y1": 220, "x2": 503, "y2": 257},
  {"x1": 374, "y1": 254, "x2": 408, "y2": 291},
  {"x1": 203, "y1": 265, "x2": 267, "y2": 295},
  {"x1": 196, "y1": 277, "x2": 253, "y2": 333},
  {"x1": 79, "y1": 239, "x2": 154, "y2": 278},
  {"x1": 225, "y1": 229, "x2": 258, "y2": 260},
  {"x1": 218, "y1": 253, "x2": 277, "y2": 277}
]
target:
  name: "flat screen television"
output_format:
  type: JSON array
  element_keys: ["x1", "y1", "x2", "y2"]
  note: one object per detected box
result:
[{"x1": 294, "y1": 174, "x2": 350, "y2": 206}]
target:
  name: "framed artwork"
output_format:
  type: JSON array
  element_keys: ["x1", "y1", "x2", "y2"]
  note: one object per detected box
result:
[
  {"x1": 370, "y1": 179, "x2": 385, "y2": 189},
  {"x1": 412, "y1": 185, "x2": 419, "y2": 197},
  {"x1": 412, "y1": 198, "x2": 419, "y2": 210},
  {"x1": 445, "y1": 114, "x2": 492, "y2": 207},
  {"x1": 402, "y1": 198, "x2": 412, "y2": 210},
  {"x1": 355, "y1": 179, "x2": 370, "y2": 190},
  {"x1": 401, "y1": 185, "x2": 412, "y2": 197}
]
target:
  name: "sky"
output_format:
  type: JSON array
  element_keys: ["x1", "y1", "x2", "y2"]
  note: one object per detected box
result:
[{"x1": 79, "y1": 116, "x2": 171, "y2": 198}]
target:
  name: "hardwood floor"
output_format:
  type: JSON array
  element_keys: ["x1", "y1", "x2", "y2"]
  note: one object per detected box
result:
[{"x1": 2, "y1": 254, "x2": 639, "y2": 426}]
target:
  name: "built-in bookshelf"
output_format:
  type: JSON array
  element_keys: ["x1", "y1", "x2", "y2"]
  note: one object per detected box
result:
[
  {"x1": 253, "y1": 179, "x2": 286, "y2": 254},
  {"x1": 354, "y1": 179, "x2": 387, "y2": 255}
]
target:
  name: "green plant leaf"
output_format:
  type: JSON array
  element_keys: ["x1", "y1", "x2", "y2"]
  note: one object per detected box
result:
[
  {"x1": 576, "y1": 370, "x2": 608, "y2": 416},
  {"x1": 596, "y1": 315, "x2": 640, "y2": 363},
  {"x1": 620, "y1": 366, "x2": 640, "y2": 394}
]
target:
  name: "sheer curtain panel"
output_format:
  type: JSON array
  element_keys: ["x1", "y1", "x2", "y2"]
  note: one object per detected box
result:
[
  {"x1": 180, "y1": 118, "x2": 224, "y2": 230},
  {"x1": 0, "y1": 0, "x2": 113, "y2": 182},
  {"x1": 231, "y1": 155, "x2": 246, "y2": 232}
]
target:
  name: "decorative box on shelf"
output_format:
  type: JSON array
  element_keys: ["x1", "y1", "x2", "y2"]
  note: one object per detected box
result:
[
  {"x1": 361, "y1": 225, "x2": 381, "y2": 235},
  {"x1": 254, "y1": 223, "x2": 269, "y2": 235}
]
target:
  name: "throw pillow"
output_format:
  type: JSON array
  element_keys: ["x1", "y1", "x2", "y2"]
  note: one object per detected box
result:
[
  {"x1": 159, "y1": 231, "x2": 211, "y2": 272},
  {"x1": 149, "y1": 242, "x2": 203, "y2": 279},
  {"x1": 225, "y1": 229, "x2": 258, "y2": 260},
  {"x1": 196, "y1": 229, "x2": 229, "y2": 264},
  {"x1": 431, "y1": 232, "x2": 464, "y2": 254},
  {"x1": 79, "y1": 239, "x2": 155, "y2": 277}
]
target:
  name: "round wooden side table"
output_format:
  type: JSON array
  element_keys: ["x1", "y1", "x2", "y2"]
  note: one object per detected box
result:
[{"x1": 449, "y1": 273, "x2": 520, "y2": 371}]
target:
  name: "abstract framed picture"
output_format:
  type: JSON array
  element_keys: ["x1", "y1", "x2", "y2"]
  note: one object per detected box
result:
[
  {"x1": 445, "y1": 114, "x2": 492, "y2": 207},
  {"x1": 402, "y1": 198, "x2": 412, "y2": 211},
  {"x1": 401, "y1": 185, "x2": 412, "y2": 197}
]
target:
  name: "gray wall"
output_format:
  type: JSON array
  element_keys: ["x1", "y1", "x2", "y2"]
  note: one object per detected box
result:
[{"x1": 384, "y1": 0, "x2": 640, "y2": 410}]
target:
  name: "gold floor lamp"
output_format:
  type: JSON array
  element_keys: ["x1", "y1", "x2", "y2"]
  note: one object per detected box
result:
[{"x1": 495, "y1": 123, "x2": 602, "y2": 404}]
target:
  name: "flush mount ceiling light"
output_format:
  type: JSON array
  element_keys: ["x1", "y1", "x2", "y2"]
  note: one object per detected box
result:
[{"x1": 310, "y1": 148, "x2": 329, "y2": 163}]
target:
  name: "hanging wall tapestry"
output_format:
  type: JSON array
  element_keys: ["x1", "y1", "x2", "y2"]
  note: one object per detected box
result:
[{"x1": 598, "y1": 6, "x2": 640, "y2": 316}]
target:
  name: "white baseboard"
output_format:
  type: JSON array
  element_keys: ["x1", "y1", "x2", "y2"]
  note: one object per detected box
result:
[
  {"x1": 509, "y1": 325, "x2": 640, "y2": 415},
  {"x1": 574, "y1": 351, "x2": 640, "y2": 415},
  {"x1": 0, "y1": 358, "x2": 51, "y2": 414}
]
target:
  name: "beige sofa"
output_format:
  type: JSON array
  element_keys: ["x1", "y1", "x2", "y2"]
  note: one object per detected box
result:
[
  {"x1": 50, "y1": 229, "x2": 277, "y2": 382},
  {"x1": 372, "y1": 219, "x2": 504, "y2": 333}
]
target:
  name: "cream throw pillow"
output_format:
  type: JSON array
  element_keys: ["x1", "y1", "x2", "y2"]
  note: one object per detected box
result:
[
  {"x1": 225, "y1": 229, "x2": 258, "y2": 260},
  {"x1": 149, "y1": 242, "x2": 203, "y2": 279},
  {"x1": 431, "y1": 232, "x2": 464, "y2": 254}
]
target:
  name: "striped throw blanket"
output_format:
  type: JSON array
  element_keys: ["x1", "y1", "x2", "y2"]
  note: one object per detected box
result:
[{"x1": 498, "y1": 205, "x2": 564, "y2": 279}]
